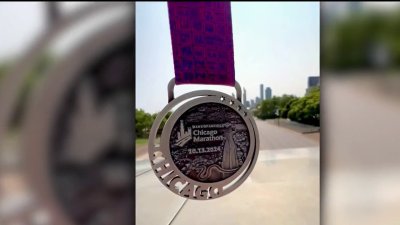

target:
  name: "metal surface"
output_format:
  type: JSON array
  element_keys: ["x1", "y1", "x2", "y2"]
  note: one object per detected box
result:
[
  {"x1": 168, "y1": 103, "x2": 250, "y2": 183},
  {"x1": 148, "y1": 87, "x2": 259, "y2": 200}
]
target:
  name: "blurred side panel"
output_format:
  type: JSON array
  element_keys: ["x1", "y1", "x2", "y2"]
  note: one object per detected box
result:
[
  {"x1": 0, "y1": 2, "x2": 134, "y2": 225},
  {"x1": 322, "y1": 2, "x2": 400, "y2": 225}
]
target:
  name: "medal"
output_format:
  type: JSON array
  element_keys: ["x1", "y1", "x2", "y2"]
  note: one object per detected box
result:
[
  {"x1": 148, "y1": 2, "x2": 259, "y2": 200},
  {"x1": 148, "y1": 79, "x2": 259, "y2": 200}
]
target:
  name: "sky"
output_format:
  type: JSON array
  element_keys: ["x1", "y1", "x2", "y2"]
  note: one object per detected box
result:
[
  {"x1": 0, "y1": 2, "x2": 320, "y2": 114},
  {"x1": 0, "y1": 2, "x2": 96, "y2": 61},
  {"x1": 136, "y1": 2, "x2": 320, "y2": 113},
  {"x1": 0, "y1": 2, "x2": 45, "y2": 61}
]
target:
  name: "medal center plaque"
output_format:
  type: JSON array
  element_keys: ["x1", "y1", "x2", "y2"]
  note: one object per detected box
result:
[{"x1": 169, "y1": 102, "x2": 250, "y2": 183}]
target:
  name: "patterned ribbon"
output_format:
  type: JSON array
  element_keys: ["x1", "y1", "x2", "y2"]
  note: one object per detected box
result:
[{"x1": 168, "y1": 2, "x2": 235, "y2": 86}]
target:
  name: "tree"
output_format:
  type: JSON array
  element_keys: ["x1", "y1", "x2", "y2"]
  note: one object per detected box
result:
[
  {"x1": 135, "y1": 109, "x2": 154, "y2": 138},
  {"x1": 135, "y1": 109, "x2": 173, "y2": 138},
  {"x1": 256, "y1": 96, "x2": 280, "y2": 120},
  {"x1": 322, "y1": 9, "x2": 400, "y2": 71},
  {"x1": 287, "y1": 87, "x2": 319, "y2": 126},
  {"x1": 281, "y1": 97, "x2": 298, "y2": 119},
  {"x1": 256, "y1": 95, "x2": 298, "y2": 120},
  {"x1": 256, "y1": 89, "x2": 320, "y2": 126}
]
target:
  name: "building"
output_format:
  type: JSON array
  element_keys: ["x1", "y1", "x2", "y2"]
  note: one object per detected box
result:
[
  {"x1": 260, "y1": 84, "x2": 264, "y2": 101},
  {"x1": 306, "y1": 76, "x2": 320, "y2": 94},
  {"x1": 250, "y1": 99, "x2": 255, "y2": 108},
  {"x1": 243, "y1": 88, "x2": 251, "y2": 108},
  {"x1": 308, "y1": 76, "x2": 320, "y2": 87},
  {"x1": 265, "y1": 87, "x2": 272, "y2": 100},
  {"x1": 256, "y1": 97, "x2": 260, "y2": 105}
]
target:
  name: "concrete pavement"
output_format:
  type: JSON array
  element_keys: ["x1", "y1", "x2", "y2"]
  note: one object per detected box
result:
[
  {"x1": 136, "y1": 145, "x2": 148, "y2": 161},
  {"x1": 266, "y1": 118, "x2": 320, "y2": 134},
  {"x1": 255, "y1": 119, "x2": 319, "y2": 150},
  {"x1": 136, "y1": 147, "x2": 320, "y2": 225}
]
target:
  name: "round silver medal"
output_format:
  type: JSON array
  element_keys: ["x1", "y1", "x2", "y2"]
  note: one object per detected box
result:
[{"x1": 148, "y1": 79, "x2": 259, "y2": 200}]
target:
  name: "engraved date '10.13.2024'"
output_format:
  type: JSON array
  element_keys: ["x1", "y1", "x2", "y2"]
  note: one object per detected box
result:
[{"x1": 169, "y1": 103, "x2": 250, "y2": 183}]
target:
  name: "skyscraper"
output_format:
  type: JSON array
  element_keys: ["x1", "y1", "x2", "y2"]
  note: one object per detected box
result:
[
  {"x1": 260, "y1": 84, "x2": 264, "y2": 101},
  {"x1": 306, "y1": 76, "x2": 320, "y2": 94},
  {"x1": 265, "y1": 87, "x2": 272, "y2": 100},
  {"x1": 308, "y1": 76, "x2": 320, "y2": 87}
]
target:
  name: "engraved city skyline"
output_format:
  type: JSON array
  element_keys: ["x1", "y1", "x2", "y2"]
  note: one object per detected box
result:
[
  {"x1": 176, "y1": 120, "x2": 192, "y2": 147},
  {"x1": 170, "y1": 103, "x2": 250, "y2": 182}
]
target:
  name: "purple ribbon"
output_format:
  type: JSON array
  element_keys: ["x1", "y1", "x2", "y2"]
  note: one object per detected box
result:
[{"x1": 168, "y1": 2, "x2": 235, "y2": 86}]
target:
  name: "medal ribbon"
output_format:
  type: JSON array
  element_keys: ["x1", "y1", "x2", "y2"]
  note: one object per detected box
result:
[{"x1": 168, "y1": 2, "x2": 235, "y2": 86}]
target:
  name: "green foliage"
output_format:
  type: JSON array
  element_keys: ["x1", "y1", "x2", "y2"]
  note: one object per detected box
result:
[
  {"x1": 135, "y1": 109, "x2": 172, "y2": 138},
  {"x1": 323, "y1": 10, "x2": 400, "y2": 71},
  {"x1": 281, "y1": 97, "x2": 298, "y2": 119},
  {"x1": 256, "y1": 88, "x2": 320, "y2": 126},
  {"x1": 135, "y1": 109, "x2": 153, "y2": 138},
  {"x1": 288, "y1": 87, "x2": 320, "y2": 126},
  {"x1": 255, "y1": 95, "x2": 298, "y2": 120},
  {"x1": 136, "y1": 138, "x2": 148, "y2": 146}
]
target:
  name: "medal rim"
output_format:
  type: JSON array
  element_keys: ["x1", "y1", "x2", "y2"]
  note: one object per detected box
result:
[{"x1": 148, "y1": 90, "x2": 260, "y2": 200}]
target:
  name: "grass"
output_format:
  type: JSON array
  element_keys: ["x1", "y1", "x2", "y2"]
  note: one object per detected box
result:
[{"x1": 136, "y1": 138, "x2": 148, "y2": 147}]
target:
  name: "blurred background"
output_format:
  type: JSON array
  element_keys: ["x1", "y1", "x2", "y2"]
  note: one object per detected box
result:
[
  {"x1": 322, "y1": 2, "x2": 400, "y2": 225},
  {"x1": 0, "y1": 2, "x2": 133, "y2": 225}
]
